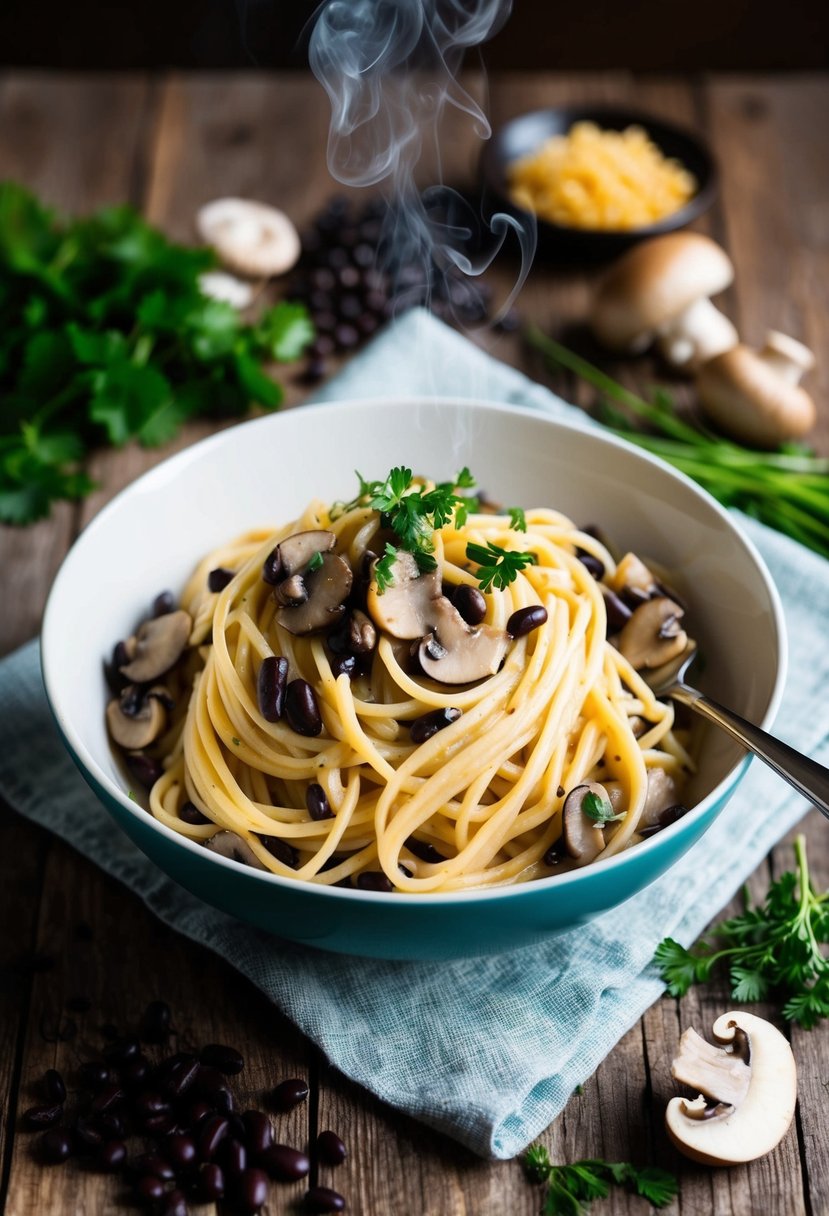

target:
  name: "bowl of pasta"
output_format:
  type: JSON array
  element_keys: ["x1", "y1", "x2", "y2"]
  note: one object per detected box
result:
[{"x1": 41, "y1": 397, "x2": 785, "y2": 959}]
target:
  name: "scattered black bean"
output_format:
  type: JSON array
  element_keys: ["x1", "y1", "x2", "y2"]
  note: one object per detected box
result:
[
  {"x1": 143, "y1": 1111, "x2": 177, "y2": 1137},
  {"x1": 266, "y1": 1078, "x2": 309, "y2": 1113},
  {"x1": 192, "y1": 1063, "x2": 225, "y2": 1096},
  {"x1": 329, "y1": 653, "x2": 357, "y2": 679},
  {"x1": 135, "y1": 1172, "x2": 167, "y2": 1204},
  {"x1": 213, "y1": 1085, "x2": 235, "y2": 1114},
  {"x1": 198, "y1": 1113, "x2": 230, "y2": 1161},
  {"x1": 304, "y1": 1184, "x2": 347, "y2": 1213},
  {"x1": 163, "y1": 1131, "x2": 198, "y2": 1171},
  {"x1": 577, "y1": 552, "x2": 605, "y2": 580},
  {"x1": 104, "y1": 1035, "x2": 140, "y2": 1066},
  {"x1": 91, "y1": 1082, "x2": 124, "y2": 1114},
  {"x1": 218, "y1": 1136, "x2": 247, "y2": 1177},
  {"x1": 43, "y1": 1068, "x2": 66, "y2": 1104},
  {"x1": 133, "y1": 1090, "x2": 171, "y2": 1122},
  {"x1": 134, "y1": 1152, "x2": 176, "y2": 1182},
  {"x1": 96, "y1": 1139, "x2": 127, "y2": 1172},
  {"x1": 158, "y1": 1188, "x2": 188, "y2": 1216},
  {"x1": 187, "y1": 1099, "x2": 213, "y2": 1127},
  {"x1": 237, "y1": 1166, "x2": 269, "y2": 1212},
  {"x1": 507, "y1": 605, "x2": 548, "y2": 638},
  {"x1": 259, "y1": 836, "x2": 299, "y2": 868},
  {"x1": 73, "y1": 1117, "x2": 103, "y2": 1151},
  {"x1": 410, "y1": 706, "x2": 461, "y2": 745},
  {"x1": 208, "y1": 567, "x2": 235, "y2": 593},
  {"x1": 452, "y1": 583, "x2": 487, "y2": 625},
  {"x1": 601, "y1": 587, "x2": 633, "y2": 632},
  {"x1": 123, "y1": 751, "x2": 164, "y2": 789},
  {"x1": 165, "y1": 1056, "x2": 201, "y2": 1099},
  {"x1": 39, "y1": 1127, "x2": 73, "y2": 1164},
  {"x1": 152, "y1": 590, "x2": 175, "y2": 617},
  {"x1": 140, "y1": 998, "x2": 172, "y2": 1043},
  {"x1": 95, "y1": 1110, "x2": 127, "y2": 1141},
  {"x1": 306, "y1": 782, "x2": 334, "y2": 821},
  {"x1": 543, "y1": 843, "x2": 565, "y2": 866},
  {"x1": 120, "y1": 1054, "x2": 150, "y2": 1088},
  {"x1": 404, "y1": 836, "x2": 446, "y2": 864},
  {"x1": 639, "y1": 804, "x2": 690, "y2": 839},
  {"x1": 317, "y1": 1130, "x2": 347, "y2": 1166},
  {"x1": 285, "y1": 678, "x2": 323, "y2": 736},
  {"x1": 199, "y1": 1161, "x2": 226, "y2": 1201},
  {"x1": 356, "y1": 871, "x2": 394, "y2": 893},
  {"x1": 257, "y1": 655, "x2": 289, "y2": 723},
  {"x1": 261, "y1": 1143, "x2": 310, "y2": 1182},
  {"x1": 199, "y1": 1043, "x2": 245, "y2": 1076},
  {"x1": 22, "y1": 1103, "x2": 63, "y2": 1130},
  {"x1": 242, "y1": 1109, "x2": 274, "y2": 1157}
]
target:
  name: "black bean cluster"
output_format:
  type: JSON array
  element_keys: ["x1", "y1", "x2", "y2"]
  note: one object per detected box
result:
[
  {"x1": 21, "y1": 1000, "x2": 347, "y2": 1214},
  {"x1": 290, "y1": 195, "x2": 517, "y2": 383}
]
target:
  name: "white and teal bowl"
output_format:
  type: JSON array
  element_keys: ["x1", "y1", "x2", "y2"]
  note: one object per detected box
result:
[{"x1": 41, "y1": 398, "x2": 786, "y2": 959}]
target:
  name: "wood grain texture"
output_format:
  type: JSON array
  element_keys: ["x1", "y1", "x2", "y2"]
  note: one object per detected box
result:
[{"x1": 0, "y1": 70, "x2": 827, "y2": 1216}]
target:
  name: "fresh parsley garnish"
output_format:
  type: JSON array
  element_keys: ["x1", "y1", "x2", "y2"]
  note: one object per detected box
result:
[
  {"x1": 0, "y1": 182, "x2": 313, "y2": 524},
  {"x1": 466, "y1": 540, "x2": 537, "y2": 592},
  {"x1": 527, "y1": 326, "x2": 829, "y2": 561},
  {"x1": 654, "y1": 833, "x2": 829, "y2": 1027},
  {"x1": 508, "y1": 506, "x2": 528, "y2": 532},
  {"x1": 581, "y1": 790, "x2": 625, "y2": 825},
  {"x1": 374, "y1": 542, "x2": 400, "y2": 593},
  {"x1": 524, "y1": 1144, "x2": 677, "y2": 1214},
  {"x1": 307, "y1": 551, "x2": 324, "y2": 573}
]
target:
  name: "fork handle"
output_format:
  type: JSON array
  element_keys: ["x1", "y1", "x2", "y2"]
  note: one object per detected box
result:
[{"x1": 671, "y1": 682, "x2": 829, "y2": 821}]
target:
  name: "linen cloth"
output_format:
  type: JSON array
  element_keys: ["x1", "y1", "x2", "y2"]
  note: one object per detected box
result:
[{"x1": 1, "y1": 309, "x2": 826, "y2": 1160}]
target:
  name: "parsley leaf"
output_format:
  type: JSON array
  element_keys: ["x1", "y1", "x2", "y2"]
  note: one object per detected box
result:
[
  {"x1": 508, "y1": 506, "x2": 527, "y2": 532},
  {"x1": 524, "y1": 1148, "x2": 677, "y2": 1214},
  {"x1": 581, "y1": 790, "x2": 625, "y2": 825},
  {"x1": 466, "y1": 540, "x2": 537, "y2": 592},
  {"x1": 653, "y1": 834, "x2": 829, "y2": 1026},
  {"x1": 374, "y1": 543, "x2": 399, "y2": 593}
]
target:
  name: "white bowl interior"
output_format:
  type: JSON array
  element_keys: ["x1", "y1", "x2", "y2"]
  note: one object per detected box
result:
[{"x1": 43, "y1": 398, "x2": 785, "y2": 857}]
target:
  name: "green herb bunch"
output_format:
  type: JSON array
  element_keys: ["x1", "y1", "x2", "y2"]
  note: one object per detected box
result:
[
  {"x1": 527, "y1": 327, "x2": 829, "y2": 560},
  {"x1": 655, "y1": 834, "x2": 829, "y2": 1027},
  {"x1": 524, "y1": 1144, "x2": 677, "y2": 1215},
  {"x1": 0, "y1": 182, "x2": 314, "y2": 524}
]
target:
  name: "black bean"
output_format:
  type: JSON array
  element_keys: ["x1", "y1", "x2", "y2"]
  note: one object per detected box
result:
[
  {"x1": 158, "y1": 1189, "x2": 188, "y2": 1216},
  {"x1": 163, "y1": 1132, "x2": 198, "y2": 1171},
  {"x1": 577, "y1": 552, "x2": 605, "y2": 580},
  {"x1": 306, "y1": 783, "x2": 334, "y2": 821},
  {"x1": 208, "y1": 567, "x2": 234, "y2": 593},
  {"x1": 639, "y1": 804, "x2": 690, "y2": 839},
  {"x1": 199, "y1": 1161, "x2": 226, "y2": 1201},
  {"x1": 153, "y1": 590, "x2": 175, "y2": 617},
  {"x1": 193, "y1": 1063, "x2": 225, "y2": 1096},
  {"x1": 507, "y1": 605, "x2": 548, "y2": 638},
  {"x1": 301, "y1": 356, "x2": 328, "y2": 385},
  {"x1": 213, "y1": 1085, "x2": 235, "y2": 1114},
  {"x1": 73, "y1": 1117, "x2": 103, "y2": 1152},
  {"x1": 356, "y1": 871, "x2": 394, "y2": 893},
  {"x1": 133, "y1": 1090, "x2": 170, "y2": 1121},
  {"x1": 237, "y1": 1167, "x2": 269, "y2": 1212},
  {"x1": 543, "y1": 843, "x2": 565, "y2": 866},
  {"x1": 113, "y1": 640, "x2": 132, "y2": 670},
  {"x1": 261, "y1": 1143, "x2": 310, "y2": 1182},
  {"x1": 334, "y1": 323, "x2": 360, "y2": 350},
  {"x1": 96, "y1": 1139, "x2": 127, "y2": 1172},
  {"x1": 285, "y1": 679, "x2": 323, "y2": 737},
  {"x1": 257, "y1": 655, "x2": 289, "y2": 723},
  {"x1": 135, "y1": 1152, "x2": 176, "y2": 1182},
  {"x1": 311, "y1": 334, "x2": 336, "y2": 359},
  {"x1": 314, "y1": 310, "x2": 338, "y2": 333},
  {"x1": 135, "y1": 1173, "x2": 166, "y2": 1204},
  {"x1": 601, "y1": 587, "x2": 633, "y2": 632},
  {"x1": 218, "y1": 1136, "x2": 247, "y2": 1177},
  {"x1": 39, "y1": 1128, "x2": 73, "y2": 1163},
  {"x1": 317, "y1": 1130, "x2": 347, "y2": 1166},
  {"x1": 262, "y1": 546, "x2": 283, "y2": 585},
  {"x1": 199, "y1": 1043, "x2": 244, "y2": 1076},
  {"x1": 95, "y1": 1111, "x2": 127, "y2": 1140},
  {"x1": 198, "y1": 1114, "x2": 230, "y2": 1161},
  {"x1": 187, "y1": 1100, "x2": 213, "y2": 1127},
  {"x1": 165, "y1": 1056, "x2": 201, "y2": 1099},
  {"x1": 410, "y1": 707, "x2": 461, "y2": 745},
  {"x1": 305, "y1": 1185, "x2": 347, "y2": 1213},
  {"x1": 91, "y1": 1082, "x2": 124, "y2": 1114},
  {"x1": 404, "y1": 836, "x2": 446, "y2": 864},
  {"x1": 266, "y1": 1078, "x2": 309, "y2": 1113},
  {"x1": 124, "y1": 752, "x2": 163, "y2": 789},
  {"x1": 105, "y1": 1035, "x2": 140, "y2": 1066},
  {"x1": 143, "y1": 1111, "x2": 177, "y2": 1137},
  {"x1": 242, "y1": 1109, "x2": 274, "y2": 1156},
  {"x1": 259, "y1": 836, "x2": 299, "y2": 868},
  {"x1": 22, "y1": 1103, "x2": 63, "y2": 1130},
  {"x1": 121, "y1": 1053, "x2": 150, "y2": 1088},
  {"x1": 42, "y1": 1067, "x2": 66, "y2": 1105},
  {"x1": 140, "y1": 998, "x2": 172, "y2": 1043},
  {"x1": 356, "y1": 312, "x2": 379, "y2": 337},
  {"x1": 452, "y1": 583, "x2": 487, "y2": 625},
  {"x1": 329, "y1": 653, "x2": 357, "y2": 679}
]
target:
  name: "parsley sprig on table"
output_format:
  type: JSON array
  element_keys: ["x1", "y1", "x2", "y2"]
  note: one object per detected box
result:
[
  {"x1": 654, "y1": 834, "x2": 829, "y2": 1027},
  {"x1": 524, "y1": 1144, "x2": 677, "y2": 1215},
  {"x1": 0, "y1": 181, "x2": 313, "y2": 524},
  {"x1": 526, "y1": 326, "x2": 829, "y2": 560}
]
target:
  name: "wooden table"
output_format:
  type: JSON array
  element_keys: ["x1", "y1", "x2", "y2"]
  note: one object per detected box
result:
[{"x1": 1, "y1": 70, "x2": 827, "y2": 1216}]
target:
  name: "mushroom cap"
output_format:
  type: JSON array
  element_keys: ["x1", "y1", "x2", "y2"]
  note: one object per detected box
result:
[
  {"x1": 697, "y1": 344, "x2": 817, "y2": 448},
  {"x1": 197, "y1": 271, "x2": 255, "y2": 309},
  {"x1": 562, "y1": 781, "x2": 612, "y2": 863},
  {"x1": 276, "y1": 553, "x2": 353, "y2": 636},
  {"x1": 592, "y1": 233, "x2": 734, "y2": 352},
  {"x1": 106, "y1": 687, "x2": 167, "y2": 749},
  {"x1": 417, "y1": 596, "x2": 509, "y2": 685},
  {"x1": 119, "y1": 610, "x2": 192, "y2": 684},
  {"x1": 366, "y1": 551, "x2": 443, "y2": 640},
  {"x1": 277, "y1": 530, "x2": 336, "y2": 577},
  {"x1": 196, "y1": 198, "x2": 301, "y2": 279},
  {"x1": 665, "y1": 1011, "x2": 797, "y2": 1167},
  {"x1": 618, "y1": 596, "x2": 687, "y2": 670},
  {"x1": 204, "y1": 830, "x2": 267, "y2": 870}
]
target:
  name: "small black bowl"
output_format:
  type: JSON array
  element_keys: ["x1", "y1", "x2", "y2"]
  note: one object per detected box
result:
[{"x1": 480, "y1": 104, "x2": 718, "y2": 262}]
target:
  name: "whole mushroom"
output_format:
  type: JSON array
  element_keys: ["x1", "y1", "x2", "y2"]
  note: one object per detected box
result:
[
  {"x1": 591, "y1": 232, "x2": 738, "y2": 370},
  {"x1": 696, "y1": 331, "x2": 817, "y2": 447},
  {"x1": 196, "y1": 198, "x2": 301, "y2": 279}
]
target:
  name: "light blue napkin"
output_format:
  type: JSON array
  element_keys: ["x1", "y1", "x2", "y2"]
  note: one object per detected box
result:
[{"x1": 1, "y1": 310, "x2": 826, "y2": 1160}]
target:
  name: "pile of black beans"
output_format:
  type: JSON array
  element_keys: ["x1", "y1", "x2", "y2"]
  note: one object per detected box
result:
[
  {"x1": 291, "y1": 195, "x2": 515, "y2": 383},
  {"x1": 21, "y1": 1000, "x2": 347, "y2": 1214}
]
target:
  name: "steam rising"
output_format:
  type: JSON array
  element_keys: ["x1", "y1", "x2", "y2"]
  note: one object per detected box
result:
[{"x1": 309, "y1": 0, "x2": 535, "y2": 320}]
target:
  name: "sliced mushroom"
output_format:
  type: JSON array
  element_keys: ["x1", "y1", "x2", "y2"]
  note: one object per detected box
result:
[
  {"x1": 366, "y1": 550, "x2": 443, "y2": 639},
  {"x1": 638, "y1": 767, "x2": 679, "y2": 829},
  {"x1": 561, "y1": 781, "x2": 614, "y2": 863},
  {"x1": 618, "y1": 597, "x2": 687, "y2": 670},
  {"x1": 204, "y1": 830, "x2": 267, "y2": 870},
  {"x1": 196, "y1": 198, "x2": 301, "y2": 279},
  {"x1": 665, "y1": 1011, "x2": 797, "y2": 1166},
  {"x1": 277, "y1": 529, "x2": 336, "y2": 577},
  {"x1": 276, "y1": 553, "x2": 353, "y2": 635},
  {"x1": 106, "y1": 686, "x2": 167, "y2": 749},
  {"x1": 611, "y1": 552, "x2": 657, "y2": 601},
  {"x1": 417, "y1": 596, "x2": 509, "y2": 685},
  {"x1": 119, "y1": 610, "x2": 192, "y2": 684}
]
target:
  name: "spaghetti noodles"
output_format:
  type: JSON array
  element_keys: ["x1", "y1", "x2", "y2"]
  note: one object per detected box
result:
[{"x1": 107, "y1": 477, "x2": 694, "y2": 893}]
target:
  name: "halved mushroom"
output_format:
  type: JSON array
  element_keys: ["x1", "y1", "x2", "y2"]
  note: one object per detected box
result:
[
  {"x1": 417, "y1": 596, "x2": 509, "y2": 685},
  {"x1": 618, "y1": 597, "x2": 687, "y2": 670},
  {"x1": 562, "y1": 781, "x2": 615, "y2": 863},
  {"x1": 119, "y1": 610, "x2": 192, "y2": 684},
  {"x1": 204, "y1": 830, "x2": 267, "y2": 870},
  {"x1": 638, "y1": 767, "x2": 679, "y2": 829},
  {"x1": 106, "y1": 685, "x2": 168, "y2": 749},
  {"x1": 196, "y1": 198, "x2": 301, "y2": 279},
  {"x1": 665, "y1": 1011, "x2": 797, "y2": 1165},
  {"x1": 366, "y1": 550, "x2": 443, "y2": 639},
  {"x1": 277, "y1": 530, "x2": 336, "y2": 577},
  {"x1": 276, "y1": 553, "x2": 353, "y2": 636}
]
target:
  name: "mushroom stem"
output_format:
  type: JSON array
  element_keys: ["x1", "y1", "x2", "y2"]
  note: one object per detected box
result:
[
  {"x1": 758, "y1": 330, "x2": 816, "y2": 384},
  {"x1": 656, "y1": 296, "x2": 738, "y2": 369}
]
